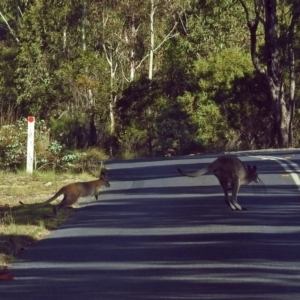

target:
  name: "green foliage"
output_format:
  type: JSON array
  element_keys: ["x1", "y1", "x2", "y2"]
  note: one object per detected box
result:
[
  {"x1": 195, "y1": 48, "x2": 254, "y2": 89},
  {"x1": 36, "y1": 143, "x2": 109, "y2": 173},
  {"x1": 220, "y1": 73, "x2": 273, "y2": 150},
  {"x1": 177, "y1": 92, "x2": 228, "y2": 151},
  {"x1": 183, "y1": 47, "x2": 271, "y2": 151},
  {"x1": 0, "y1": 0, "x2": 299, "y2": 157},
  {"x1": 179, "y1": 0, "x2": 250, "y2": 58},
  {"x1": 36, "y1": 141, "x2": 86, "y2": 172},
  {"x1": 117, "y1": 76, "x2": 199, "y2": 156},
  {"x1": 75, "y1": 148, "x2": 108, "y2": 173},
  {"x1": 0, "y1": 47, "x2": 18, "y2": 113},
  {"x1": 13, "y1": 1, "x2": 51, "y2": 117},
  {"x1": 116, "y1": 77, "x2": 162, "y2": 156},
  {"x1": 118, "y1": 126, "x2": 149, "y2": 159},
  {"x1": 117, "y1": 77, "x2": 161, "y2": 124},
  {"x1": 0, "y1": 118, "x2": 109, "y2": 172},
  {"x1": 0, "y1": 119, "x2": 49, "y2": 170},
  {"x1": 0, "y1": 125, "x2": 26, "y2": 170},
  {"x1": 50, "y1": 114, "x2": 89, "y2": 149},
  {"x1": 155, "y1": 97, "x2": 199, "y2": 155}
]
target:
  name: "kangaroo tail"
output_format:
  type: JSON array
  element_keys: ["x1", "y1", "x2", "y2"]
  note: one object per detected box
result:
[
  {"x1": 19, "y1": 188, "x2": 64, "y2": 209},
  {"x1": 177, "y1": 165, "x2": 210, "y2": 177}
]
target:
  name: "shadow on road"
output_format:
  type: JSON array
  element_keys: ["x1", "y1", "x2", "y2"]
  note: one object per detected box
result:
[{"x1": 2, "y1": 153, "x2": 300, "y2": 299}]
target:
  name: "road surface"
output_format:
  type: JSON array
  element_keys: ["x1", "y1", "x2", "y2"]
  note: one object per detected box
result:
[{"x1": 1, "y1": 150, "x2": 300, "y2": 299}]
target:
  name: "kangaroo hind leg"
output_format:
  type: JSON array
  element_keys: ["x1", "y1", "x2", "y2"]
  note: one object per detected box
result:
[
  {"x1": 53, "y1": 194, "x2": 77, "y2": 217},
  {"x1": 218, "y1": 179, "x2": 236, "y2": 210},
  {"x1": 231, "y1": 177, "x2": 245, "y2": 211}
]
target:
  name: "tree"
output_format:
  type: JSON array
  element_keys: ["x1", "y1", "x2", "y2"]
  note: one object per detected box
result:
[
  {"x1": 0, "y1": 0, "x2": 21, "y2": 44},
  {"x1": 238, "y1": 0, "x2": 300, "y2": 147},
  {"x1": 147, "y1": 0, "x2": 180, "y2": 80}
]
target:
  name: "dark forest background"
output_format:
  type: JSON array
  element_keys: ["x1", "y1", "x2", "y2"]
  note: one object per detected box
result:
[{"x1": 0, "y1": 0, "x2": 299, "y2": 164}]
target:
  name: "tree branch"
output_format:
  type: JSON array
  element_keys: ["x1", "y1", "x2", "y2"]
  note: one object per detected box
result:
[
  {"x1": 238, "y1": 0, "x2": 265, "y2": 74},
  {"x1": 0, "y1": 10, "x2": 20, "y2": 43},
  {"x1": 153, "y1": 21, "x2": 178, "y2": 52}
]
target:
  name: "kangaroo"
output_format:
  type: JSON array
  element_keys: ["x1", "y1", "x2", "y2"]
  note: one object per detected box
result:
[
  {"x1": 20, "y1": 170, "x2": 110, "y2": 217},
  {"x1": 177, "y1": 155, "x2": 260, "y2": 211}
]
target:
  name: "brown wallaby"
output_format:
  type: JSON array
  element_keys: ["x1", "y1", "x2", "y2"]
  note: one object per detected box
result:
[
  {"x1": 177, "y1": 155, "x2": 260, "y2": 211},
  {"x1": 20, "y1": 171, "x2": 110, "y2": 217}
]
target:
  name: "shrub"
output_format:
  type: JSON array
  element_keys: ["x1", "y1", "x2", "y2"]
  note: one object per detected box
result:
[
  {"x1": 0, "y1": 119, "x2": 49, "y2": 171},
  {"x1": 69, "y1": 148, "x2": 109, "y2": 174},
  {"x1": 0, "y1": 118, "x2": 109, "y2": 172}
]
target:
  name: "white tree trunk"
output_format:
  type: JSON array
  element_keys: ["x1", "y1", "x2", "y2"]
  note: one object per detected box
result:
[
  {"x1": 0, "y1": 10, "x2": 20, "y2": 43},
  {"x1": 130, "y1": 49, "x2": 136, "y2": 82},
  {"x1": 81, "y1": 0, "x2": 87, "y2": 51},
  {"x1": 63, "y1": 27, "x2": 67, "y2": 51},
  {"x1": 148, "y1": 0, "x2": 155, "y2": 80}
]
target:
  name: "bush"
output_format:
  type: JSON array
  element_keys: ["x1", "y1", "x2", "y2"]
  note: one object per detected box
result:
[
  {"x1": 0, "y1": 119, "x2": 49, "y2": 171},
  {"x1": 0, "y1": 118, "x2": 109, "y2": 172},
  {"x1": 118, "y1": 127, "x2": 149, "y2": 159},
  {"x1": 36, "y1": 143, "x2": 109, "y2": 173},
  {"x1": 50, "y1": 114, "x2": 89, "y2": 149}
]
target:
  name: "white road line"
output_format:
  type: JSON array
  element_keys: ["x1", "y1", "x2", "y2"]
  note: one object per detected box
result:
[{"x1": 254, "y1": 155, "x2": 300, "y2": 191}]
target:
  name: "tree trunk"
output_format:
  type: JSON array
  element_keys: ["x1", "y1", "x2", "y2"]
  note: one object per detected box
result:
[
  {"x1": 88, "y1": 110, "x2": 97, "y2": 147},
  {"x1": 81, "y1": 0, "x2": 87, "y2": 51},
  {"x1": 269, "y1": 81, "x2": 289, "y2": 148},
  {"x1": 0, "y1": 10, "x2": 20, "y2": 43},
  {"x1": 288, "y1": 45, "x2": 295, "y2": 146},
  {"x1": 109, "y1": 92, "x2": 117, "y2": 156},
  {"x1": 239, "y1": 0, "x2": 297, "y2": 148},
  {"x1": 148, "y1": 0, "x2": 155, "y2": 80},
  {"x1": 110, "y1": 92, "x2": 117, "y2": 135},
  {"x1": 264, "y1": 0, "x2": 289, "y2": 148},
  {"x1": 287, "y1": 9, "x2": 298, "y2": 147}
]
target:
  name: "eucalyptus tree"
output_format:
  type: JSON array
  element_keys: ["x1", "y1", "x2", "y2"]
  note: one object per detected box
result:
[
  {"x1": 114, "y1": 0, "x2": 188, "y2": 155},
  {"x1": 97, "y1": 1, "x2": 129, "y2": 137},
  {"x1": 147, "y1": 0, "x2": 183, "y2": 80},
  {"x1": 14, "y1": 1, "x2": 73, "y2": 118},
  {"x1": 0, "y1": 0, "x2": 22, "y2": 44},
  {"x1": 96, "y1": 0, "x2": 185, "y2": 153},
  {"x1": 174, "y1": 0, "x2": 250, "y2": 60},
  {"x1": 238, "y1": 0, "x2": 300, "y2": 147},
  {"x1": 0, "y1": 0, "x2": 24, "y2": 118},
  {"x1": 112, "y1": 0, "x2": 185, "y2": 82},
  {"x1": 164, "y1": 0, "x2": 256, "y2": 151}
]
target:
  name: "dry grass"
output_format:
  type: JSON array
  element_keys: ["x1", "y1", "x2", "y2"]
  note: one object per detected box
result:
[{"x1": 0, "y1": 170, "x2": 99, "y2": 270}]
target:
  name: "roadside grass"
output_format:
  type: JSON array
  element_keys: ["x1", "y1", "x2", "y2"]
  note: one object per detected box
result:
[{"x1": 0, "y1": 170, "x2": 99, "y2": 270}]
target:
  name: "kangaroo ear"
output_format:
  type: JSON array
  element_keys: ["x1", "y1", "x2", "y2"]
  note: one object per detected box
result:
[
  {"x1": 247, "y1": 165, "x2": 251, "y2": 170},
  {"x1": 253, "y1": 165, "x2": 257, "y2": 172}
]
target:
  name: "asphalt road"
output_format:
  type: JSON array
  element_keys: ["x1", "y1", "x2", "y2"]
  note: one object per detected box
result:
[{"x1": 2, "y1": 150, "x2": 300, "y2": 300}]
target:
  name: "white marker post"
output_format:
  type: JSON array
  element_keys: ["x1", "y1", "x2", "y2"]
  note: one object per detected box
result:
[{"x1": 26, "y1": 116, "x2": 35, "y2": 174}]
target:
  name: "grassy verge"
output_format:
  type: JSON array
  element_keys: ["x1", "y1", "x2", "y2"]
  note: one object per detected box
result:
[{"x1": 0, "y1": 170, "x2": 99, "y2": 270}]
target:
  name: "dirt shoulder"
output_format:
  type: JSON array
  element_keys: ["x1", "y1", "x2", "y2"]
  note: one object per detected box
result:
[{"x1": 0, "y1": 171, "x2": 97, "y2": 270}]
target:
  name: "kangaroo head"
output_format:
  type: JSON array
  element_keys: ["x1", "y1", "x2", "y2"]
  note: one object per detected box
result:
[
  {"x1": 100, "y1": 171, "x2": 111, "y2": 187},
  {"x1": 246, "y1": 165, "x2": 260, "y2": 183}
]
